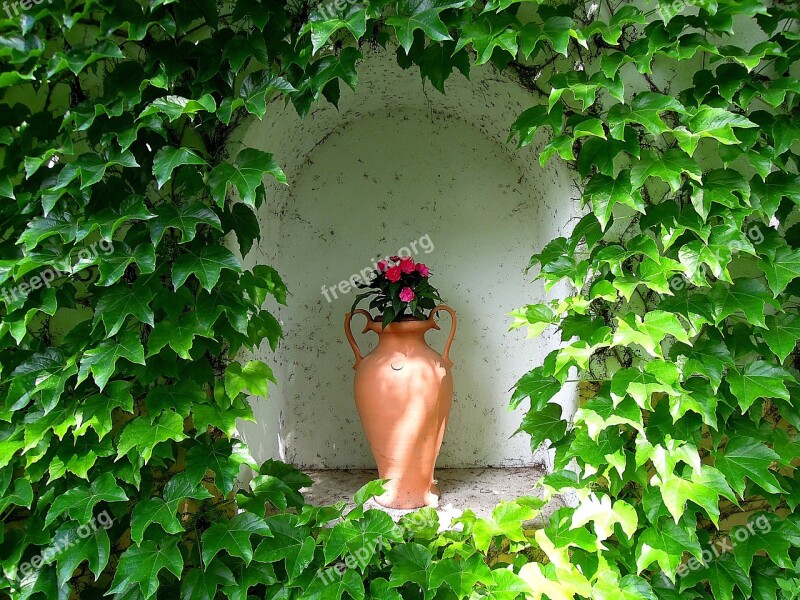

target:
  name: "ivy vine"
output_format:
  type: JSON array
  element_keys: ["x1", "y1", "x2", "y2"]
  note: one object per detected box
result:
[{"x1": 0, "y1": 0, "x2": 799, "y2": 599}]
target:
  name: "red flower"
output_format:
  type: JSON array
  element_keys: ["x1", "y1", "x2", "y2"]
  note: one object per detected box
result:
[
  {"x1": 416, "y1": 263, "x2": 430, "y2": 277},
  {"x1": 399, "y1": 257, "x2": 416, "y2": 274},
  {"x1": 386, "y1": 266, "x2": 402, "y2": 282},
  {"x1": 377, "y1": 260, "x2": 388, "y2": 271},
  {"x1": 399, "y1": 287, "x2": 415, "y2": 302}
]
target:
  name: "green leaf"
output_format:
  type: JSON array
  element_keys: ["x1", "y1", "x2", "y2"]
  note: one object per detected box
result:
[
  {"x1": 657, "y1": 466, "x2": 735, "y2": 526},
  {"x1": 46, "y1": 472, "x2": 128, "y2": 526},
  {"x1": 759, "y1": 245, "x2": 800, "y2": 296},
  {"x1": 225, "y1": 360, "x2": 276, "y2": 399},
  {"x1": 584, "y1": 171, "x2": 645, "y2": 230},
  {"x1": 181, "y1": 560, "x2": 236, "y2": 600},
  {"x1": 760, "y1": 314, "x2": 800, "y2": 362},
  {"x1": 149, "y1": 202, "x2": 222, "y2": 246},
  {"x1": 472, "y1": 499, "x2": 540, "y2": 553},
  {"x1": 388, "y1": 7, "x2": 452, "y2": 53},
  {"x1": 207, "y1": 149, "x2": 287, "y2": 207},
  {"x1": 253, "y1": 514, "x2": 315, "y2": 581},
  {"x1": 200, "y1": 513, "x2": 271, "y2": 565},
  {"x1": 727, "y1": 361, "x2": 791, "y2": 412},
  {"x1": 153, "y1": 146, "x2": 206, "y2": 188},
  {"x1": 108, "y1": 538, "x2": 184, "y2": 599},
  {"x1": 307, "y1": 4, "x2": 368, "y2": 53},
  {"x1": 77, "y1": 331, "x2": 147, "y2": 391},
  {"x1": 631, "y1": 149, "x2": 702, "y2": 193},
  {"x1": 172, "y1": 245, "x2": 241, "y2": 291},
  {"x1": 130, "y1": 497, "x2": 185, "y2": 544},
  {"x1": 94, "y1": 283, "x2": 155, "y2": 337},
  {"x1": 716, "y1": 437, "x2": 783, "y2": 496},
  {"x1": 429, "y1": 553, "x2": 494, "y2": 599},
  {"x1": 53, "y1": 521, "x2": 110, "y2": 586},
  {"x1": 388, "y1": 543, "x2": 433, "y2": 593},
  {"x1": 517, "y1": 402, "x2": 567, "y2": 449},
  {"x1": 679, "y1": 552, "x2": 751, "y2": 600},
  {"x1": 117, "y1": 410, "x2": 188, "y2": 463}
]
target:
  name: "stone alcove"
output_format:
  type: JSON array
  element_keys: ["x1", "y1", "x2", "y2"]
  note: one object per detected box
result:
[{"x1": 233, "y1": 47, "x2": 581, "y2": 493}]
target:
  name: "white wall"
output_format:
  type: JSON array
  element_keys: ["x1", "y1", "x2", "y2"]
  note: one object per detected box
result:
[{"x1": 235, "y1": 47, "x2": 580, "y2": 469}]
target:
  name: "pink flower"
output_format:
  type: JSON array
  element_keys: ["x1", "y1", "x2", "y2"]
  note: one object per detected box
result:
[
  {"x1": 399, "y1": 257, "x2": 416, "y2": 274},
  {"x1": 399, "y1": 287, "x2": 415, "y2": 302},
  {"x1": 386, "y1": 266, "x2": 402, "y2": 282},
  {"x1": 416, "y1": 263, "x2": 430, "y2": 277},
  {"x1": 377, "y1": 260, "x2": 388, "y2": 272}
]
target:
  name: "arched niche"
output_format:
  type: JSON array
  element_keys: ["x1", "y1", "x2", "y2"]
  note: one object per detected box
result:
[{"x1": 234, "y1": 46, "x2": 581, "y2": 470}]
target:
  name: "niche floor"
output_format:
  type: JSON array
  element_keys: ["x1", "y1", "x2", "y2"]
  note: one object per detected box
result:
[{"x1": 300, "y1": 467, "x2": 568, "y2": 528}]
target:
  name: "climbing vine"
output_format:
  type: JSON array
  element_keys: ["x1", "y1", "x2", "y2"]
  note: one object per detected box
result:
[{"x1": 0, "y1": 0, "x2": 799, "y2": 598}]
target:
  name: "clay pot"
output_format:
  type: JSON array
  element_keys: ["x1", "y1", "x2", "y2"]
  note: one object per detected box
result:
[{"x1": 344, "y1": 306, "x2": 457, "y2": 509}]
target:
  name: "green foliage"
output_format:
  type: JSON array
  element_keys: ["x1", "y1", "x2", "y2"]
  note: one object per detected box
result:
[{"x1": 1, "y1": 0, "x2": 799, "y2": 599}]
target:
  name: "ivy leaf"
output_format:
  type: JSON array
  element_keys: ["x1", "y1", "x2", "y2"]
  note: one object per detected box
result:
[
  {"x1": 584, "y1": 171, "x2": 645, "y2": 230},
  {"x1": 510, "y1": 366, "x2": 561, "y2": 411},
  {"x1": 306, "y1": 3, "x2": 368, "y2": 53},
  {"x1": 181, "y1": 560, "x2": 236, "y2": 600},
  {"x1": 727, "y1": 360, "x2": 791, "y2": 412},
  {"x1": 200, "y1": 513, "x2": 271, "y2": 565},
  {"x1": 709, "y1": 278, "x2": 778, "y2": 329},
  {"x1": 92, "y1": 243, "x2": 156, "y2": 286},
  {"x1": 472, "y1": 499, "x2": 540, "y2": 553},
  {"x1": 172, "y1": 245, "x2": 241, "y2": 291},
  {"x1": 253, "y1": 514, "x2": 315, "y2": 581},
  {"x1": 225, "y1": 360, "x2": 276, "y2": 399},
  {"x1": 759, "y1": 245, "x2": 800, "y2": 297},
  {"x1": 75, "y1": 381, "x2": 135, "y2": 440},
  {"x1": 107, "y1": 538, "x2": 184, "y2": 599},
  {"x1": 517, "y1": 402, "x2": 567, "y2": 449},
  {"x1": 324, "y1": 509, "x2": 400, "y2": 564},
  {"x1": 153, "y1": 146, "x2": 206, "y2": 188},
  {"x1": 732, "y1": 514, "x2": 794, "y2": 574},
  {"x1": 388, "y1": 6, "x2": 453, "y2": 53},
  {"x1": 186, "y1": 438, "x2": 256, "y2": 496},
  {"x1": 147, "y1": 314, "x2": 210, "y2": 359},
  {"x1": 149, "y1": 202, "x2": 222, "y2": 246},
  {"x1": 613, "y1": 311, "x2": 691, "y2": 358},
  {"x1": 636, "y1": 517, "x2": 702, "y2": 581},
  {"x1": 679, "y1": 552, "x2": 751, "y2": 600},
  {"x1": 45, "y1": 472, "x2": 128, "y2": 526},
  {"x1": 77, "y1": 331, "x2": 147, "y2": 391},
  {"x1": 631, "y1": 149, "x2": 702, "y2": 193},
  {"x1": 716, "y1": 437, "x2": 784, "y2": 496},
  {"x1": 130, "y1": 498, "x2": 185, "y2": 544},
  {"x1": 53, "y1": 521, "x2": 110, "y2": 586},
  {"x1": 116, "y1": 410, "x2": 188, "y2": 463},
  {"x1": 94, "y1": 283, "x2": 155, "y2": 337},
  {"x1": 430, "y1": 554, "x2": 494, "y2": 599},
  {"x1": 760, "y1": 314, "x2": 800, "y2": 362},
  {"x1": 607, "y1": 92, "x2": 685, "y2": 139},
  {"x1": 207, "y1": 149, "x2": 287, "y2": 207},
  {"x1": 657, "y1": 466, "x2": 736, "y2": 526},
  {"x1": 388, "y1": 543, "x2": 433, "y2": 593},
  {"x1": 304, "y1": 568, "x2": 366, "y2": 600}
]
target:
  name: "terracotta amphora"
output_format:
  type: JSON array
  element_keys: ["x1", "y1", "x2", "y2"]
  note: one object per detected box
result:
[{"x1": 344, "y1": 306, "x2": 457, "y2": 509}]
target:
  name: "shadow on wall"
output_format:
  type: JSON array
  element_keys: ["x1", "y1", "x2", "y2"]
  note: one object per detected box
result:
[{"x1": 234, "y1": 47, "x2": 580, "y2": 470}]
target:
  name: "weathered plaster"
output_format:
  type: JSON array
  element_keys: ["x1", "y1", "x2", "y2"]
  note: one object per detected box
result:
[{"x1": 235, "y1": 46, "x2": 581, "y2": 469}]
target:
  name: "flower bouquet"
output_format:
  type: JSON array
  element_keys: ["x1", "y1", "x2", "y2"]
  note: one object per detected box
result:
[{"x1": 350, "y1": 256, "x2": 442, "y2": 328}]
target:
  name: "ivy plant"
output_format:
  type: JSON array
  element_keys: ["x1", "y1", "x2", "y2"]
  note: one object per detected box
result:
[{"x1": 0, "y1": 0, "x2": 799, "y2": 599}]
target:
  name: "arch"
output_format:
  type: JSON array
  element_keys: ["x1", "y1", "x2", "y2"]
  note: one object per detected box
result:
[{"x1": 235, "y1": 46, "x2": 581, "y2": 469}]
